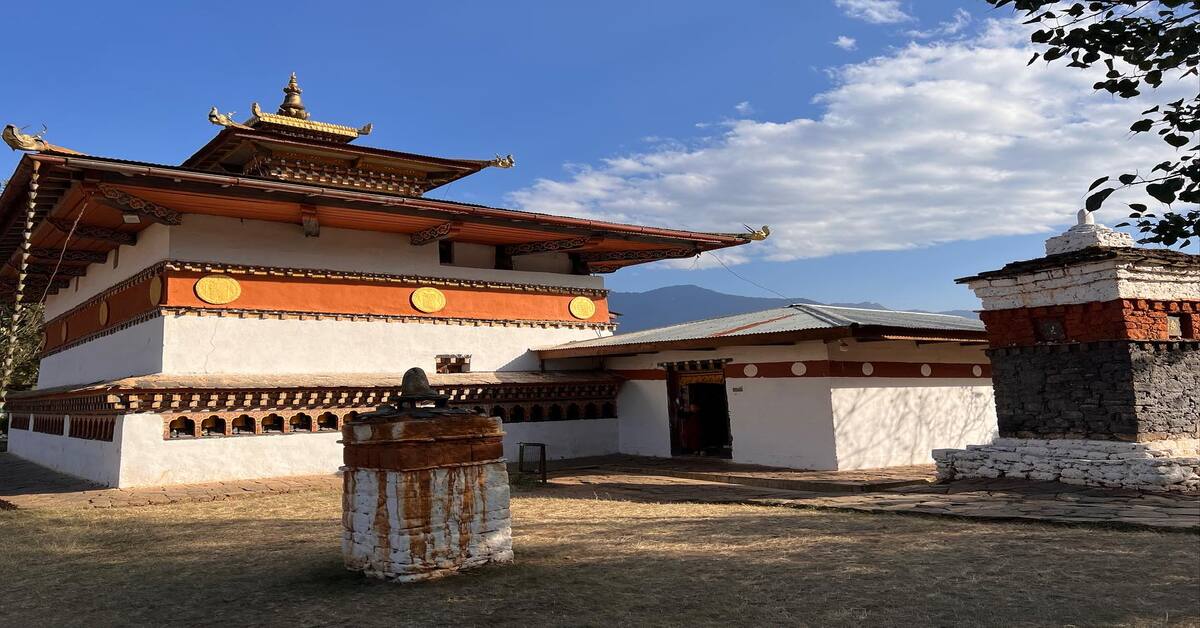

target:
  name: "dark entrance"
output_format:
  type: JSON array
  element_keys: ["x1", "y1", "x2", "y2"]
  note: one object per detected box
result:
[{"x1": 668, "y1": 369, "x2": 732, "y2": 459}]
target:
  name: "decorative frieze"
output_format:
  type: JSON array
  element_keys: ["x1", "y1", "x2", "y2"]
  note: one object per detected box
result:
[{"x1": 980, "y1": 299, "x2": 1199, "y2": 346}]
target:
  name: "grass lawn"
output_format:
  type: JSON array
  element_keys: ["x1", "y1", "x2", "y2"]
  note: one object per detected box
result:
[{"x1": 0, "y1": 483, "x2": 1196, "y2": 627}]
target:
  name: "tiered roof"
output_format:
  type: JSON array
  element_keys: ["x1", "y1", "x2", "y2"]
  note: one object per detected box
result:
[{"x1": 0, "y1": 75, "x2": 759, "y2": 300}]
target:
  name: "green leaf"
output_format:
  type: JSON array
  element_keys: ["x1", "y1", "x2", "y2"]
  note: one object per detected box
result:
[
  {"x1": 1087, "y1": 176, "x2": 1109, "y2": 191},
  {"x1": 1118, "y1": 174, "x2": 1137, "y2": 185},
  {"x1": 1085, "y1": 188, "x2": 1115, "y2": 211},
  {"x1": 1130, "y1": 119, "x2": 1153, "y2": 132},
  {"x1": 1165, "y1": 134, "x2": 1190, "y2": 148}
]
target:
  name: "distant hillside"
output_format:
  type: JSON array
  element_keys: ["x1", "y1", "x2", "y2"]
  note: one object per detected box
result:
[{"x1": 607, "y1": 285, "x2": 974, "y2": 333}]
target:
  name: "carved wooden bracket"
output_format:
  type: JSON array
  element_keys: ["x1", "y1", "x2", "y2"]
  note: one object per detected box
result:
[
  {"x1": 29, "y1": 248, "x2": 109, "y2": 264},
  {"x1": 300, "y1": 204, "x2": 320, "y2": 237},
  {"x1": 48, "y1": 219, "x2": 137, "y2": 245},
  {"x1": 581, "y1": 247, "x2": 698, "y2": 273},
  {"x1": 23, "y1": 263, "x2": 88, "y2": 277},
  {"x1": 410, "y1": 221, "x2": 461, "y2": 246},
  {"x1": 94, "y1": 183, "x2": 182, "y2": 225},
  {"x1": 502, "y1": 236, "x2": 598, "y2": 257}
]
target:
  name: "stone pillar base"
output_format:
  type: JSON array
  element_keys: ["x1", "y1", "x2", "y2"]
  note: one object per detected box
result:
[
  {"x1": 342, "y1": 462, "x2": 514, "y2": 582},
  {"x1": 933, "y1": 438, "x2": 1199, "y2": 493}
]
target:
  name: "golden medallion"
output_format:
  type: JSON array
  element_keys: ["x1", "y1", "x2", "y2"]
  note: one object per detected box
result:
[
  {"x1": 568, "y1": 296, "x2": 596, "y2": 320},
  {"x1": 194, "y1": 274, "x2": 242, "y2": 305},
  {"x1": 59, "y1": 321, "x2": 68, "y2": 343},
  {"x1": 149, "y1": 276, "x2": 163, "y2": 306},
  {"x1": 98, "y1": 301, "x2": 110, "y2": 326},
  {"x1": 410, "y1": 287, "x2": 447, "y2": 313}
]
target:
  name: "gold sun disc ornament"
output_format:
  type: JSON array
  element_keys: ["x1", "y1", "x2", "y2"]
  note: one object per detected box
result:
[
  {"x1": 98, "y1": 301, "x2": 110, "y2": 326},
  {"x1": 411, "y1": 287, "x2": 447, "y2": 313},
  {"x1": 569, "y1": 296, "x2": 597, "y2": 320},
  {"x1": 149, "y1": 276, "x2": 163, "y2": 306},
  {"x1": 194, "y1": 274, "x2": 242, "y2": 305}
]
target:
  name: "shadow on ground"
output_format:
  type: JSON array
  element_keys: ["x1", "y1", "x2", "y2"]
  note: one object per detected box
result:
[{"x1": 0, "y1": 485, "x2": 1195, "y2": 628}]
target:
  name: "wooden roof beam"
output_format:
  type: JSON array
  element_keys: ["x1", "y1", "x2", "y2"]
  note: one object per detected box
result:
[{"x1": 410, "y1": 221, "x2": 461, "y2": 246}]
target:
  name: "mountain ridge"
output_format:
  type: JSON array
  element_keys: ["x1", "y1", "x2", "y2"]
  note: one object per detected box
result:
[{"x1": 608, "y1": 285, "x2": 977, "y2": 333}]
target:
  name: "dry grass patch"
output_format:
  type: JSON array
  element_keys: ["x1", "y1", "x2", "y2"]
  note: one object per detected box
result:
[{"x1": 0, "y1": 484, "x2": 1196, "y2": 627}]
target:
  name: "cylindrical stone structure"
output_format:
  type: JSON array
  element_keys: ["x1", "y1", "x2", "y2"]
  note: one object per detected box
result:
[{"x1": 341, "y1": 368, "x2": 513, "y2": 582}]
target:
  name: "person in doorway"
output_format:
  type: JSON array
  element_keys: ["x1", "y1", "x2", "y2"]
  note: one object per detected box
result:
[{"x1": 678, "y1": 402, "x2": 702, "y2": 454}]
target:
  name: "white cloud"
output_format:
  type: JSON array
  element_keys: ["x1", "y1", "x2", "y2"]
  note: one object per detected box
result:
[
  {"x1": 734, "y1": 101, "x2": 754, "y2": 115},
  {"x1": 835, "y1": 0, "x2": 912, "y2": 24},
  {"x1": 509, "y1": 19, "x2": 1183, "y2": 265},
  {"x1": 833, "y1": 36, "x2": 858, "y2": 51},
  {"x1": 907, "y1": 8, "x2": 972, "y2": 39}
]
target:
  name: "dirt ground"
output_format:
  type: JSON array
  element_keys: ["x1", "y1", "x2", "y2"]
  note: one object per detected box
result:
[{"x1": 0, "y1": 482, "x2": 1196, "y2": 627}]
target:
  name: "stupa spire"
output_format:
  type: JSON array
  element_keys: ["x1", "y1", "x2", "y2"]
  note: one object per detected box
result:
[{"x1": 276, "y1": 72, "x2": 310, "y2": 120}]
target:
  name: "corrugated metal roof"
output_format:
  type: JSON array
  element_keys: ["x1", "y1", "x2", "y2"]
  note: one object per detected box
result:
[{"x1": 541, "y1": 303, "x2": 984, "y2": 351}]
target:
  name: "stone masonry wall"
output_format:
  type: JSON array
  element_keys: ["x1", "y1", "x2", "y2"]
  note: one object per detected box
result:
[
  {"x1": 934, "y1": 438, "x2": 1200, "y2": 492},
  {"x1": 990, "y1": 341, "x2": 1200, "y2": 441}
]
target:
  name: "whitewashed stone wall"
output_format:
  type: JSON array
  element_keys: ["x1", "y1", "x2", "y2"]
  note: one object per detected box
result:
[
  {"x1": 934, "y1": 438, "x2": 1200, "y2": 492},
  {"x1": 342, "y1": 463, "x2": 513, "y2": 582},
  {"x1": 964, "y1": 260, "x2": 1200, "y2": 310}
]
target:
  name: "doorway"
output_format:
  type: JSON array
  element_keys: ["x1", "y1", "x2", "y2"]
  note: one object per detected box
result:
[{"x1": 668, "y1": 370, "x2": 732, "y2": 459}]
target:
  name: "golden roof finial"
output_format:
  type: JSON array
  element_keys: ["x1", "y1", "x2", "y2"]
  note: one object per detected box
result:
[{"x1": 276, "y1": 72, "x2": 310, "y2": 120}]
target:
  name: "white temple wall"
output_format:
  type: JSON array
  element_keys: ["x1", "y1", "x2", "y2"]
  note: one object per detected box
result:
[
  {"x1": 615, "y1": 380, "x2": 672, "y2": 457},
  {"x1": 159, "y1": 315, "x2": 601, "y2": 375},
  {"x1": 36, "y1": 319, "x2": 165, "y2": 389},
  {"x1": 725, "y1": 378, "x2": 841, "y2": 470},
  {"x1": 501, "y1": 418, "x2": 619, "y2": 462},
  {"x1": 829, "y1": 380, "x2": 998, "y2": 470},
  {"x1": 6, "y1": 417, "x2": 124, "y2": 486},
  {"x1": 43, "y1": 223, "x2": 171, "y2": 319},
  {"x1": 116, "y1": 414, "x2": 343, "y2": 487},
  {"x1": 168, "y1": 215, "x2": 603, "y2": 291}
]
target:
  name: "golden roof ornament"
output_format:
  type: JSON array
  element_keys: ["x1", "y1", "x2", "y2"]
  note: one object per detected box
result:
[
  {"x1": 276, "y1": 72, "x2": 310, "y2": 120},
  {"x1": 489, "y1": 154, "x2": 515, "y2": 169},
  {"x1": 207, "y1": 73, "x2": 373, "y2": 143},
  {"x1": 2, "y1": 124, "x2": 82, "y2": 154},
  {"x1": 743, "y1": 224, "x2": 770, "y2": 241}
]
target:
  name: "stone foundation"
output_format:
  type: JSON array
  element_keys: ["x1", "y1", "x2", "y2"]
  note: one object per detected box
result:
[
  {"x1": 341, "y1": 463, "x2": 513, "y2": 582},
  {"x1": 934, "y1": 438, "x2": 1200, "y2": 492}
]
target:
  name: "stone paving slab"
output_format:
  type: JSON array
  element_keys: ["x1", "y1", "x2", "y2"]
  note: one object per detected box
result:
[
  {"x1": 0, "y1": 454, "x2": 340, "y2": 510},
  {"x1": 544, "y1": 470, "x2": 1200, "y2": 532},
  {"x1": 520, "y1": 454, "x2": 935, "y2": 493}
]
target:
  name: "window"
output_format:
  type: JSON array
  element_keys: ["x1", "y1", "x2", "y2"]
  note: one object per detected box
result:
[
  {"x1": 436, "y1": 354, "x2": 470, "y2": 374},
  {"x1": 438, "y1": 240, "x2": 454, "y2": 265},
  {"x1": 1167, "y1": 314, "x2": 1193, "y2": 340}
]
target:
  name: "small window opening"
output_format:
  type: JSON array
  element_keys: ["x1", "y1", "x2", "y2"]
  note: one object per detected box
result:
[
  {"x1": 436, "y1": 354, "x2": 471, "y2": 374},
  {"x1": 168, "y1": 417, "x2": 195, "y2": 439},
  {"x1": 439, "y1": 240, "x2": 454, "y2": 265},
  {"x1": 201, "y1": 416, "x2": 226, "y2": 436}
]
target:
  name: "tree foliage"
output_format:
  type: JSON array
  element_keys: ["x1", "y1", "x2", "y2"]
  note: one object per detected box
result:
[
  {"x1": 987, "y1": 0, "x2": 1199, "y2": 247},
  {"x1": 0, "y1": 302, "x2": 44, "y2": 393}
]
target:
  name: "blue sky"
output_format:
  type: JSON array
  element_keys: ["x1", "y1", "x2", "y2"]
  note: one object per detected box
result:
[{"x1": 1, "y1": 1, "x2": 1177, "y2": 311}]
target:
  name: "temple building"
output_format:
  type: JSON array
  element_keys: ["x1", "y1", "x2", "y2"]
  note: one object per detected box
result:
[
  {"x1": 538, "y1": 304, "x2": 996, "y2": 470},
  {"x1": 2, "y1": 75, "x2": 1005, "y2": 488},
  {"x1": 0, "y1": 76, "x2": 755, "y2": 486}
]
